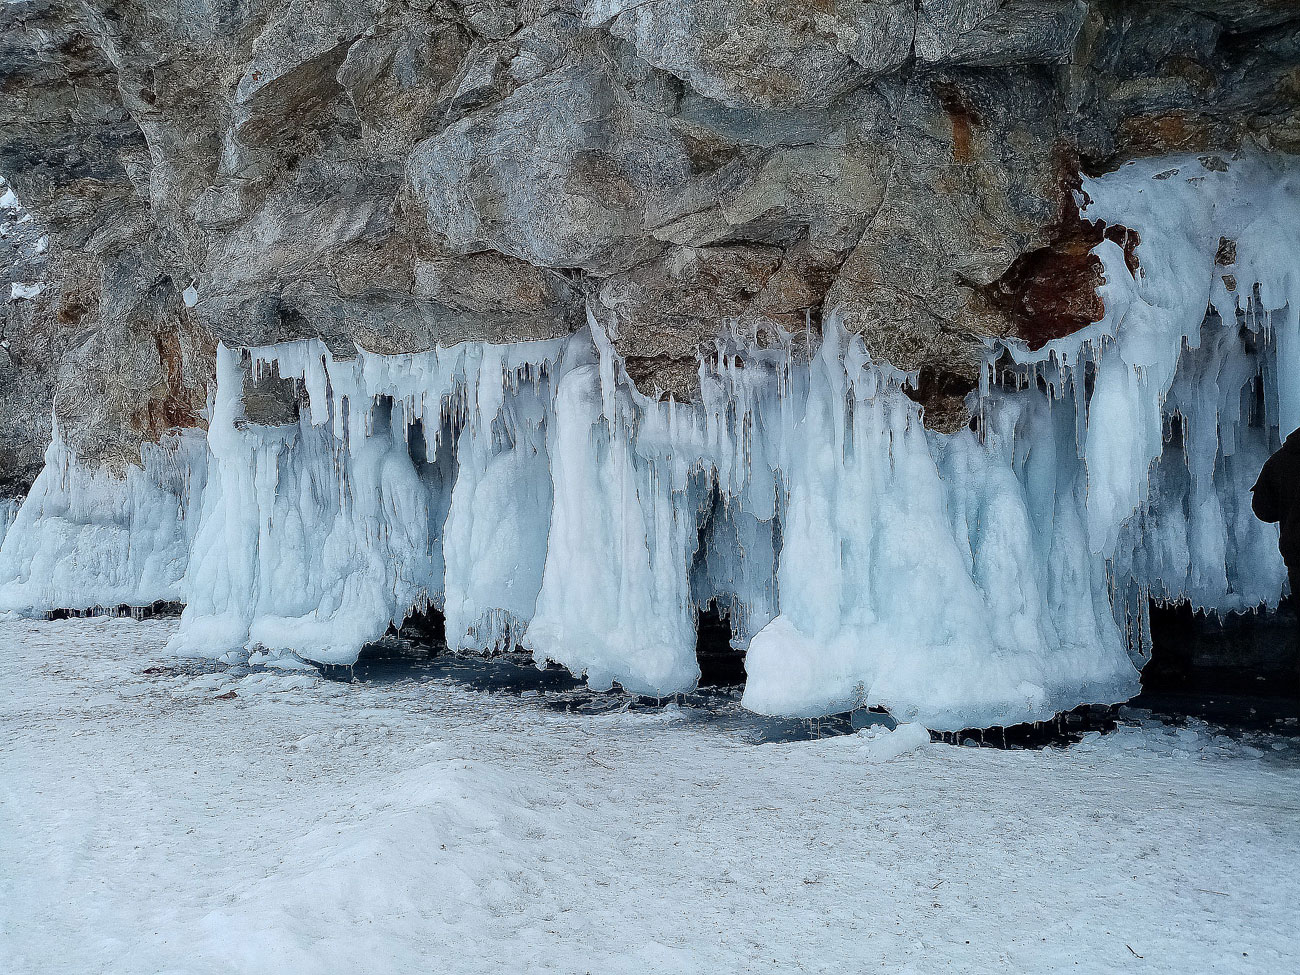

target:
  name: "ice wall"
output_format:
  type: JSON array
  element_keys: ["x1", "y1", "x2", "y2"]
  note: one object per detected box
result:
[
  {"x1": 737, "y1": 333, "x2": 1135, "y2": 725},
  {"x1": 1111, "y1": 320, "x2": 1286, "y2": 614},
  {"x1": 1, "y1": 153, "x2": 1296, "y2": 729},
  {"x1": 167, "y1": 341, "x2": 568, "y2": 664},
  {"x1": 151, "y1": 317, "x2": 1143, "y2": 727},
  {"x1": 0, "y1": 428, "x2": 206, "y2": 615}
]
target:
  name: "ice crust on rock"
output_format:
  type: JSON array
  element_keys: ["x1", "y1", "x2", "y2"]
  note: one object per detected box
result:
[
  {"x1": 1, "y1": 154, "x2": 1298, "y2": 729},
  {"x1": 10, "y1": 281, "x2": 43, "y2": 300}
]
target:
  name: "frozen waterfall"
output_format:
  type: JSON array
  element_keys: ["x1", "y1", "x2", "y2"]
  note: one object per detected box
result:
[{"x1": 0, "y1": 153, "x2": 1296, "y2": 729}]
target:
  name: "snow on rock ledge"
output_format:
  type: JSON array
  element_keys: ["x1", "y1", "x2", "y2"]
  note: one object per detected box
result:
[{"x1": 1, "y1": 154, "x2": 1297, "y2": 729}]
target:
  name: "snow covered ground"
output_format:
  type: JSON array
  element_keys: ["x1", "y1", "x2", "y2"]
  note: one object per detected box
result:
[{"x1": 2, "y1": 618, "x2": 1298, "y2": 974}]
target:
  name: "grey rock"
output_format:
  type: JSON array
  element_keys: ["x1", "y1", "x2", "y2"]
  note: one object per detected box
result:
[
  {"x1": 0, "y1": 0, "x2": 1297, "y2": 481},
  {"x1": 915, "y1": 0, "x2": 1088, "y2": 67}
]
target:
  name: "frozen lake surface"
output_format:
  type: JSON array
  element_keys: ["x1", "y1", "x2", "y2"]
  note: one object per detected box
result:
[{"x1": 3, "y1": 616, "x2": 1299, "y2": 973}]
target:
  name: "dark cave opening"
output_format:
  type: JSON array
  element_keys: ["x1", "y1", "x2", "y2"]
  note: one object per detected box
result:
[
  {"x1": 694, "y1": 601, "x2": 745, "y2": 689},
  {"x1": 1135, "y1": 599, "x2": 1300, "y2": 726},
  {"x1": 44, "y1": 600, "x2": 184, "y2": 621},
  {"x1": 394, "y1": 604, "x2": 446, "y2": 644}
]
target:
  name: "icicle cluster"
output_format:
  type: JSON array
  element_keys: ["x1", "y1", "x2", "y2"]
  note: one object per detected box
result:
[
  {"x1": 995, "y1": 154, "x2": 1299, "y2": 640},
  {"x1": 0, "y1": 153, "x2": 1295, "y2": 729},
  {"x1": 142, "y1": 316, "x2": 1135, "y2": 728}
]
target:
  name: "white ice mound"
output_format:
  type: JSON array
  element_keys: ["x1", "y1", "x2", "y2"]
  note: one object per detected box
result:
[
  {"x1": 1, "y1": 152, "x2": 1297, "y2": 729},
  {"x1": 857, "y1": 723, "x2": 932, "y2": 763}
]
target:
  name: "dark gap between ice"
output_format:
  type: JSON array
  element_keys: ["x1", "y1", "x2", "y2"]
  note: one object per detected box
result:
[
  {"x1": 694, "y1": 601, "x2": 746, "y2": 690},
  {"x1": 44, "y1": 600, "x2": 184, "y2": 621},
  {"x1": 1133, "y1": 596, "x2": 1300, "y2": 730},
  {"x1": 309, "y1": 593, "x2": 1300, "y2": 746}
]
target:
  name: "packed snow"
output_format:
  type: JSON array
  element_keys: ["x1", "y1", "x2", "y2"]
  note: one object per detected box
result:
[
  {"x1": 2, "y1": 617, "x2": 1298, "y2": 974},
  {"x1": 0, "y1": 154, "x2": 1297, "y2": 728}
]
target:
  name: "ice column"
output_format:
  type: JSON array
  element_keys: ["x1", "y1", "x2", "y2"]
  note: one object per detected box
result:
[
  {"x1": 168, "y1": 344, "x2": 438, "y2": 662},
  {"x1": 524, "y1": 335, "x2": 700, "y2": 696},
  {"x1": 739, "y1": 326, "x2": 1137, "y2": 728},
  {"x1": 442, "y1": 345, "x2": 556, "y2": 653}
]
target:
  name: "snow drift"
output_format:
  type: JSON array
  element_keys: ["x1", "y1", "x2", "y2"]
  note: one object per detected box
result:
[{"x1": 1, "y1": 154, "x2": 1296, "y2": 729}]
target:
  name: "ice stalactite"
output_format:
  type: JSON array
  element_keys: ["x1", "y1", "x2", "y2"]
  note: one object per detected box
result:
[
  {"x1": 1, "y1": 153, "x2": 1296, "y2": 729},
  {"x1": 150, "y1": 315, "x2": 1141, "y2": 726},
  {"x1": 166, "y1": 342, "x2": 506, "y2": 664},
  {"x1": 736, "y1": 328, "x2": 1135, "y2": 726},
  {"x1": 1110, "y1": 319, "x2": 1286, "y2": 615},
  {"x1": 0, "y1": 427, "x2": 206, "y2": 615},
  {"x1": 999, "y1": 154, "x2": 1300, "y2": 643},
  {"x1": 441, "y1": 345, "x2": 555, "y2": 657}
]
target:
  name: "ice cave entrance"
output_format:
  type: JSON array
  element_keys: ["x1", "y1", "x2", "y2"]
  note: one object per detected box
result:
[
  {"x1": 694, "y1": 601, "x2": 744, "y2": 689},
  {"x1": 1140, "y1": 600, "x2": 1300, "y2": 727}
]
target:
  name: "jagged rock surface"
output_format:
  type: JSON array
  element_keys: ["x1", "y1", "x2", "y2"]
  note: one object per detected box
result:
[{"x1": 1, "y1": 0, "x2": 1298, "y2": 487}]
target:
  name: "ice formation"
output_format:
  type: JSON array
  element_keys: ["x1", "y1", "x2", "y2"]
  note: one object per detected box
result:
[
  {"x1": 1010, "y1": 154, "x2": 1297, "y2": 627},
  {"x1": 1, "y1": 153, "x2": 1297, "y2": 729},
  {"x1": 0, "y1": 428, "x2": 206, "y2": 615},
  {"x1": 10, "y1": 281, "x2": 43, "y2": 301},
  {"x1": 0, "y1": 499, "x2": 16, "y2": 550}
]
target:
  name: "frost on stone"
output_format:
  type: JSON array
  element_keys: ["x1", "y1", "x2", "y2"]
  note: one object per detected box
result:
[
  {"x1": 10, "y1": 281, "x2": 43, "y2": 300},
  {"x1": 1, "y1": 154, "x2": 1297, "y2": 729}
]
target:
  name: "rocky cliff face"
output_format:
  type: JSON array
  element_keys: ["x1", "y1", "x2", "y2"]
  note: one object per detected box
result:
[{"x1": 2, "y1": 0, "x2": 1298, "y2": 494}]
